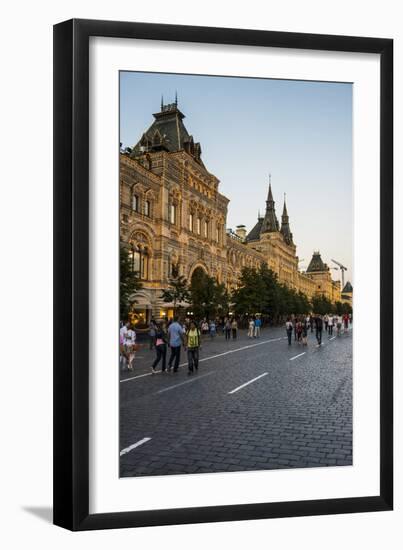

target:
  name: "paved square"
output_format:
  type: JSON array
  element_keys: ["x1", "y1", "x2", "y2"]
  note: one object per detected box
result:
[{"x1": 120, "y1": 326, "x2": 352, "y2": 477}]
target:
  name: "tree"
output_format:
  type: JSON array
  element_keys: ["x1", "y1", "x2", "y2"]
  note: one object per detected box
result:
[
  {"x1": 311, "y1": 294, "x2": 333, "y2": 315},
  {"x1": 232, "y1": 263, "x2": 311, "y2": 322},
  {"x1": 189, "y1": 268, "x2": 229, "y2": 319},
  {"x1": 120, "y1": 245, "x2": 142, "y2": 321},
  {"x1": 160, "y1": 263, "x2": 190, "y2": 318}
]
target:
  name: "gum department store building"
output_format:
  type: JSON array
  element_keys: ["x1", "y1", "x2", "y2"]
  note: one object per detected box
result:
[{"x1": 120, "y1": 99, "x2": 342, "y2": 324}]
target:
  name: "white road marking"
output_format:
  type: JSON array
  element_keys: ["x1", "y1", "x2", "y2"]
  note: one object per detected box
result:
[
  {"x1": 121, "y1": 372, "x2": 155, "y2": 383},
  {"x1": 120, "y1": 437, "x2": 151, "y2": 456},
  {"x1": 290, "y1": 352, "x2": 306, "y2": 361},
  {"x1": 228, "y1": 372, "x2": 268, "y2": 395},
  {"x1": 157, "y1": 372, "x2": 214, "y2": 394},
  {"x1": 329, "y1": 336, "x2": 336, "y2": 341}
]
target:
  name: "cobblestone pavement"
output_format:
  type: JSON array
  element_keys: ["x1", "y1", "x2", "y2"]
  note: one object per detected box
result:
[{"x1": 120, "y1": 326, "x2": 352, "y2": 477}]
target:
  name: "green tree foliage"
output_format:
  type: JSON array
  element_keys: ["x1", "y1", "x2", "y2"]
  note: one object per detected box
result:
[
  {"x1": 190, "y1": 268, "x2": 229, "y2": 319},
  {"x1": 120, "y1": 245, "x2": 142, "y2": 321},
  {"x1": 311, "y1": 295, "x2": 333, "y2": 315},
  {"x1": 160, "y1": 263, "x2": 190, "y2": 317},
  {"x1": 232, "y1": 264, "x2": 312, "y2": 319}
]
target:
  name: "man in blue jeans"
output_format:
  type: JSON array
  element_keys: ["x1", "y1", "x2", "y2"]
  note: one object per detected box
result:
[{"x1": 167, "y1": 317, "x2": 184, "y2": 372}]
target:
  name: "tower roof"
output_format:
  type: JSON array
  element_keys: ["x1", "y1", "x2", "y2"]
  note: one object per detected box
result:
[
  {"x1": 280, "y1": 194, "x2": 293, "y2": 245},
  {"x1": 130, "y1": 98, "x2": 204, "y2": 165},
  {"x1": 260, "y1": 182, "x2": 279, "y2": 234},
  {"x1": 306, "y1": 251, "x2": 327, "y2": 272},
  {"x1": 342, "y1": 281, "x2": 353, "y2": 293}
]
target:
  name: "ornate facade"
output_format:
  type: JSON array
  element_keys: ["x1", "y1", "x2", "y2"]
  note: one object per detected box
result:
[{"x1": 120, "y1": 99, "x2": 342, "y2": 323}]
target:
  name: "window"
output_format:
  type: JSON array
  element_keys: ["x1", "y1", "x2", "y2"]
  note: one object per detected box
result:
[
  {"x1": 216, "y1": 224, "x2": 220, "y2": 243},
  {"x1": 204, "y1": 220, "x2": 209, "y2": 238},
  {"x1": 189, "y1": 213, "x2": 194, "y2": 231},
  {"x1": 129, "y1": 245, "x2": 149, "y2": 280},
  {"x1": 141, "y1": 248, "x2": 149, "y2": 280},
  {"x1": 197, "y1": 217, "x2": 201, "y2": 235},
  {"x1": 132, "y1": 194, "x2": 139, "y2": 212},
  {"x1": 129, "y1": 246, "x2": 141, "y2": 274},
  {"x1": 144, "y1": 200, "x2": 151, "y2": 217},
  {"x1": 170, "y1": 204, "x2": 176, "y2": 224}
]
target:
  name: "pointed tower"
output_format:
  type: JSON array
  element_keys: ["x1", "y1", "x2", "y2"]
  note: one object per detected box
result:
[
  {"x1": 280, "y1": 194, "x2": 293, "y2": 245},
  {"x1": 260, "y1": 179, "x2": 279, "y2": 234}
]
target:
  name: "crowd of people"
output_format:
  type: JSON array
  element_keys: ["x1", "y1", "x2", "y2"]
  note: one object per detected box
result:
[
  {"x1": 285, "y1": 313, "x2": 352, "y2": 346},
  {"x1": 119, "y1": 312, "x2": 351, "y2": 375}
]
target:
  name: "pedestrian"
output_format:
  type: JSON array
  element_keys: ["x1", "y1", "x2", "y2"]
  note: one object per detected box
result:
[
  {"x1": 119, "y1": 320, "x2": 130, "y2": 370},
  {"x1": 124, "y1": 323, "x2": 137, "y2": 370},
  {"x1": 324, "y1": 314, "x2": 329, "y2": 333},
  {"x1": 231, "y1": 318, "x2": 238, "y2": 339},
  {"x1": 302, "y1": 319, "x2": 308, "y2": 346},
  {"x1": 315, "y1": 315, "x2": 323, "y2": 346},
  {"x1": 336, "y1": 315, "x2": 343, "y2": 336},
  {"x1": 209, "y1": 319, "x2": 217, "y2": 339},
  {"x1": 309, "y1": 314, "x2": 314, "y2": 333},
  {"x1": 254, "y1": 316, "x2": 262, "y2": 338},
  {"x1": 148, "y1": 319, "x2": 156, "y2": 350},
  {"x1": 296, "y1": 319, "x2": 303, "y2": 343},
  {"x1": 293, "y1": 316, "x2": 298, "y2": 341},
  {"x1": 248, "y1": 318, "x2": 255, "y2": 338},
  {"x1": 201, "y1": 319, "x2": 209, "y2": 335},
  {"x1": 328, "y1": 314, "x2": 334, "y2": 336},
  {"x1": 151, "y1": 321, "x2": 168, "y2": 373},
  {"x1": 185, "y1": 320, "x2": 202, "y2": 375},
  {"x1": 225, "y1": 318, "x2": 232, "y2": 340},
  {"x1": 285, "y1": 318, "x2": 293, "y2": 345},
  {"x1": 167, "y1": 317, "x2": 184, "y2": 372},
  {"x1": 343, "y1": 313, "x2": 349, "y2": 331}
]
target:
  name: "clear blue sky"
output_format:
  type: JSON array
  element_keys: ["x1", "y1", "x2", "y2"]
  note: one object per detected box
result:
[{"x1": 120, "y1": 71, "x2": 353, "y2": 284}]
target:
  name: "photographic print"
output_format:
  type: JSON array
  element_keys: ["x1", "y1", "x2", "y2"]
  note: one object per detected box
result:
[{"x1": 119, "y1": 71, "x2": 353, "y2": 478}]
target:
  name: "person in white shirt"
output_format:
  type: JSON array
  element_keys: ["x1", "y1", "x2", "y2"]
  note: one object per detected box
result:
[
  {"x1": 248, "y1": 318, "x2": 255, "y2": 338},
  {"x1": 328, "y1": 315, "x2": 334, "y2": 336},
  {"x1": 120, "y1": 322, "x2": 136, "y2": 371}
]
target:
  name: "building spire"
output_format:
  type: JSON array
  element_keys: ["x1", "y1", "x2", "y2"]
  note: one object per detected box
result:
[
  {"x1": 161, "y1": 94, "x2": 164, "y2": 110},
  {"x1": 281, "y1": 192, "x2": 293, "y2": 245},
  {"x1": 175, "y1": 90, "x2": 178, "y2": 106},
  {"x1": 261, "y1": 176, "x2": 279, "y2": 234}
]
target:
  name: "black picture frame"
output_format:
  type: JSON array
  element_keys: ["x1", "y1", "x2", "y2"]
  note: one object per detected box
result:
[{"x1": 53, "y1": 18, "x2": 393, "y2": 531}]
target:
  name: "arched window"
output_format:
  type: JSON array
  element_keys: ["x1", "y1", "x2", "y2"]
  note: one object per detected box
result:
[
  {"x1": 189, "y1": 213, "x2": 194, "y2": 231},
  {"x1": 129, "y1": 243, "x2": 150, "y2": 280},
  {"x1": 197, "y1": 217, "x2": 201, "y2": 235},
  {"x1": 132, "y1": 194, "x2": 140, "y2": 212},
  {"x1": 170, "y1": 203, "x2": 177, "y2": 225},
  {"x1": 144, "y1": 199, "x2": 151, "y2": 217},
  {"x1": 204, "y1": 220, "x2": 209, "y2": 238}
]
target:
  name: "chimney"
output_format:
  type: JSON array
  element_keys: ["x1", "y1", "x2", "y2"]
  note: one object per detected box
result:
[{"x1": 236, "y1": 225, "x2": 247, "y2": 241}]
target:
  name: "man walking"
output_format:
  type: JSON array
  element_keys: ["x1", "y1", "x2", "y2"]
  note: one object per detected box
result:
[
  {"x1": 167, "y1": 317, "x2": 184, "y2": 372},
  {"x1": 315, "y1": 314, "x2": 323, "y2": 346},
  {"x1": 254, "y1": 316, "x2": 262, "y2": 338},
  {"x1": 184, "y1": 320, "x2": 202, "y2": 375}
]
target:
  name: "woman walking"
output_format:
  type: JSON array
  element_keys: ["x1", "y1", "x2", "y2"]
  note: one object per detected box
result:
[
  {"x1": 151, "y1": 321, "x2": 168, "y2": 373},
  {"x1": 224, "y1": 318, "x2": 232, "y2": 340},
  {"x1": 185, "y1": 320, "x2": 202, "y2": 375},
  {"x1": 231, "y1": 318, "x2": 238, "y2": 339},
  {"x1": 123, "y1": 323, "x2": 136, "y2": 371},
  {"x1": 248, "y1": 318, "x2": 255, "y2": 339},
  {"x1": 286, "y1": 318, "x2": 293, "y2": 346}
]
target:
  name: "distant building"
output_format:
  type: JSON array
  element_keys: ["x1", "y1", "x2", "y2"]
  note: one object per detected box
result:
[
  {"x1": 341, "y1": 281, "x2": 353, "y2": 307},
  {"x1": 120, "y1": 99, "x2": 343, "y2": 323}
]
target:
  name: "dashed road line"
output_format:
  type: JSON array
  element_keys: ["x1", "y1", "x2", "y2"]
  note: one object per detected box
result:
[
  {"x1": 228, "y1": 372, "x2": 268, "y2": 395},
  {"x1": 290, "y1": 352, "x2": 306, "y2": 361},
  {"x1": 157, "y1": 371, "x2": 214, "y2": 394},
  {"x1": 120, "y1": 437, "x2": 151, "y2": 456}
]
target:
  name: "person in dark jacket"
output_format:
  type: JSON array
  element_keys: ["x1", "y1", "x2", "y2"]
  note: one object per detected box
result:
[
  {"x1": 151, "y1": 321, "x2": 168, "y2": 373},
  {"x1": 315, "y1": 315, "x2": 323, "y2": 346}
]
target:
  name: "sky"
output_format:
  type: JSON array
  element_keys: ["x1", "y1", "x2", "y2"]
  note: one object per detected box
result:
[{"x1": 120, "y1": 71, "x2": 353, "y2": 285}]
